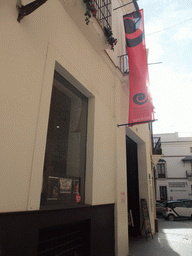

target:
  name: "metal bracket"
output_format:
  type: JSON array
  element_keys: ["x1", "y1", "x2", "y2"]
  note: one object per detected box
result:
[{"x1": 16, "y1": 0, "x2": 48, "y2": 22}]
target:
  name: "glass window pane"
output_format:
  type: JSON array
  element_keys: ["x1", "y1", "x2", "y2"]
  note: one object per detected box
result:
[{"x1": 40, "y1": 71, "x2": 88, "y2": 208}]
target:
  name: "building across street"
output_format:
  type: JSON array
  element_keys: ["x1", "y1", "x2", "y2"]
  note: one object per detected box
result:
[{"x1": 154, "y1": 132, "x2": 192, "y2": 201}]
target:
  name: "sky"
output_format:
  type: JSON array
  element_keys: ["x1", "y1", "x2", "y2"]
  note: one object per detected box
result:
[{"x1": 139, "y1": 0, "x2": 192, "y2": 136}]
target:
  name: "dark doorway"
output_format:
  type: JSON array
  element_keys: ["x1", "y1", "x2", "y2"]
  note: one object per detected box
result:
[
  {"x1": 160, "y1": 186, "x2": 167, "y2": 201},
  {"x1": 126, "y1": 136, "x2": 140, "y2": 237}
]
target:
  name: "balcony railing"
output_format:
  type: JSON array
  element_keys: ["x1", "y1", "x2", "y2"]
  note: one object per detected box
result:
[
  {"x1": 186, "y1": 171, "x2": 192, "y2": 177},
  {"x1": 158, "y1": 173, "x2": 166, "y2": 178},
  {"x1": 153, "y1": 137, "x2": 162, "y2": 155},
  {"x1": 118, "y1": 54, "x2": 129, "y2": 74},
  {"x1": 93, "y1": 0, "x2": 112, "y2": 29}
]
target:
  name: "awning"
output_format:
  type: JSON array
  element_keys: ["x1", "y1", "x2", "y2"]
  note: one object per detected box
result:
[
  {"x1": 158, "y1": 159, "x2": 166, "y2": 163},
  {"x1": 182, "y1": 156, "x2": 192, "y2": 162}
]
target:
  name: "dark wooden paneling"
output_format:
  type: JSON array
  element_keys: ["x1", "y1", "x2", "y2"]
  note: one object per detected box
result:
[{"x1": 0, "y1": 204, "x2": 115, "y2": 256}]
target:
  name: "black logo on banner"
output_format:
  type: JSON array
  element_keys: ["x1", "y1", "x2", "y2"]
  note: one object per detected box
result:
[
  {"x1": 124, "y1": 11, "x2": 144, "y2": 47},
  {"x1": 133, "y1": 93, "x2": 148, "y2": 105}
]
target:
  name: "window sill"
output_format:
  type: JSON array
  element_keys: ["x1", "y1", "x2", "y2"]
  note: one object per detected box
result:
[{"x1": 40, "y1": 203, "x2": 92, "y2": 212}]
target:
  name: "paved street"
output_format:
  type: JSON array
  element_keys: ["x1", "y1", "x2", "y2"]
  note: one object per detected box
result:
[{"x1": 129, "y1": 217, "x2": 192, "y2": 256}]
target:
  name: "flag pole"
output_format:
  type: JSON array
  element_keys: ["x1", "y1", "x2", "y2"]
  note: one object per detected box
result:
[
  {"x1": 113, "y1": 0, "x2": 139, "y2": 11},
  {"x1": 117, "y1": 119, "x2": 157, "y2": 127}
]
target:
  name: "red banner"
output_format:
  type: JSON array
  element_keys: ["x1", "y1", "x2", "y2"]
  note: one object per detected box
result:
[{"x1": 123, "y1": 9, "x2": 154, "y2": 126}]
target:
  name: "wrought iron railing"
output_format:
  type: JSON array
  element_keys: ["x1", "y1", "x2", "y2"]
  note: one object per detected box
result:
[
  {"x1": 186, "y1": 171, "x2": 192, "y2": 177},
  {"x1": 118, "y1": 54, "x2": 129, "y2": 74},
  {"x1": 93, "y1": 0, "x2": 112, "y2": 29},
  {"x1": 158, "y1": 173, "x2": 166, "y2": 178},
  {"x1": 153, "y1": 137, "x2": 162, "y2": 155}
]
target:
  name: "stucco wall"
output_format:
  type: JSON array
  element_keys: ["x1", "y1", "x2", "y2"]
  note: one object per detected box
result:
[
  {"x1": 1, "y1": 0, "x2": 124, "y2": 212},
  {"x1": 1, "y1": 0, "x2": 50, "y2": 212},
  {"x1": 1, "y1": 1, "x2": 155, "y2": 255}
]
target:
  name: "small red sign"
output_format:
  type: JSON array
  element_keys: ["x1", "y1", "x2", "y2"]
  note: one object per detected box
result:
[{"x1": 76, "y1": 193, "x2": 81, "y2": 203}]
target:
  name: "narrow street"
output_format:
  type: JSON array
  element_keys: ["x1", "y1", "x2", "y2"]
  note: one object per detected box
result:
[{"x1": 129, "y1": 218, "x2": 192, "y2": 256}]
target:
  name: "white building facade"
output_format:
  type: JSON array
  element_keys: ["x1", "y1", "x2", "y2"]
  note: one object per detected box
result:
[
  {"x1": 0, "y1": 1, "x2": 157, "y2": 255},
  {"x1": 154, "y1": 133, "x2": 192, "y2": 201}
]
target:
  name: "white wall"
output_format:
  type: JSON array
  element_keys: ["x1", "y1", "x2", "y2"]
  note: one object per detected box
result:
[
  {"x1": 1, "y1": 0, "x2": 121, "y2": 212},
  {"x1": 0, "y1": 0, "x2": 50, "y2": 212},
  {"x1": 162, "y1": 142, "x2": 192, "y2": 156},
  {"x1": 164, "y1": 157, "x2": 186, "y2": 178},
  {"x1": 156, "y1": 179, "x2": 192, "y2": 201}
]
